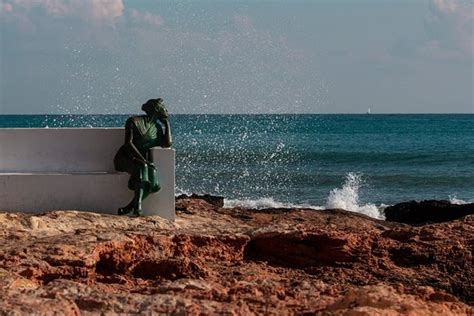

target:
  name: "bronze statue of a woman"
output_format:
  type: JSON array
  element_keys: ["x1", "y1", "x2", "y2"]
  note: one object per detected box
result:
[{"x1": 114, "y1": 98, "x2": 172, "y2": 216}]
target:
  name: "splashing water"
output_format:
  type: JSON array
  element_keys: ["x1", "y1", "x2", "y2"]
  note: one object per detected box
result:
[
  {"x1": 224, "y1": 173, "x2": 385, "y2": 220},
  {"x1": 224, "y1": 197, "x2": 323, "y2": 210},
  {"x1": 326, "y1": 173, "x2": 383, "y2": 220},
  {"x1": 449, "y1": 195, "x2": 472, "y2": 205}
]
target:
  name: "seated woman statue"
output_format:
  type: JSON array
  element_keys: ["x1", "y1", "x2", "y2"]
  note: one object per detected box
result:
[{"x1": 114, "y1": 98, "x2": 172, "y2": 216}]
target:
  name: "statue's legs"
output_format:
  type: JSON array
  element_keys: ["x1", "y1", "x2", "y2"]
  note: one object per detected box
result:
[
  {"x1": 132, "y1": 185, "x2": 154, "y2": 216},
  {"x1": 133, "y1": 186, "x2": 144, "y2": 216},
  {"x1": 118, "y1": 184, "x2": 156, "y2": 216},
  {"x1": 117, "y1": 163, "x2": 155, "y2": 216},
  {"x1": 118, "y1": 185, "x2": 144, "y2": 216}
]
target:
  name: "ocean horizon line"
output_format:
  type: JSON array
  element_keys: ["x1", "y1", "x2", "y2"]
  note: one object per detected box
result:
[{"x1": 1, "y1": 112, "x2": 472, "y2": 116}]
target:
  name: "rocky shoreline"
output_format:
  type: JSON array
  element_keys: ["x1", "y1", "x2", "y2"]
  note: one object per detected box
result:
[{"x1": 0, "y1": 196, "x2": 472, "y2": 314}]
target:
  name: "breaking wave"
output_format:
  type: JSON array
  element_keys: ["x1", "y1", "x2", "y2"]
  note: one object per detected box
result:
[
  {"x1": 223, "y1": 173, "x2": 387, "y2": 220},
  {"x1": 325, "y1": 173, "x2": 385, "y2": 220}
]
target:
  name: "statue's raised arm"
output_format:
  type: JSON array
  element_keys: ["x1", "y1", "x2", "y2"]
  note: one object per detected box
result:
[{"x1": 114, "y1": 98, "x2": 172, "y2": 216}]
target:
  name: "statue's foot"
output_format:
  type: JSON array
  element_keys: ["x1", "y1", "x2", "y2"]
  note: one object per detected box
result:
[
  {"x1": 132, "y1": 208, "x2": 143, "y2": 217},
  {"x1": 118, "y1": 206, "x2": 134, "y2": 216}
]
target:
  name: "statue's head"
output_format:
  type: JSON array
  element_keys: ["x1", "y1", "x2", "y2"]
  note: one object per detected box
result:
[{"x1": 142, "y1": 98, "x2": 168, "y2": 119}]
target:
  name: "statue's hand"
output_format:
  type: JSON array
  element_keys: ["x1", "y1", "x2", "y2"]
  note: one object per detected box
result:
[
  {"x1": 158, "y1": 117, "x2": 168, "y2": 124},
  {"x1": 133, "y1": 157, "x2": 148, "y2": 166}
]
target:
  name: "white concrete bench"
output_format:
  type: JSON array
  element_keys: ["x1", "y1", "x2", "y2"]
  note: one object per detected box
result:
[{"x1": 0, "y1": 128, "x2": 175, "y2": 220}]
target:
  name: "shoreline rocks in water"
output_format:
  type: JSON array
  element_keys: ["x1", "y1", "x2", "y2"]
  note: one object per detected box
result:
[
  {"x1": 176, "y1": 193, "x2": 224, "y2": 208},
  {"x1": 0, "y1": 196, "x2": 472, "y2": 314},
  {"x1": 385, "y1": 200, "x2": 474, "y2": 225}
]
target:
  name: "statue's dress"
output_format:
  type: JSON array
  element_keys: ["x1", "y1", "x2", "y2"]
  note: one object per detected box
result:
[{"x1": 114, "y1": 116, "x2": 163, "y2": 192}]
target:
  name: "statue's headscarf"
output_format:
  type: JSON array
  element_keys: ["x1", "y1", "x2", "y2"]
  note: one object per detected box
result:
[{"x1": 142, "y1": 98, "x2": 168, "y2": 118}]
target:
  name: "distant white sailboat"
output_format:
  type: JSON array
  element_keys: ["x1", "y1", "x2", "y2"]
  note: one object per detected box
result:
[{"x1": 367, "y1": 108, "x2": 371, "y2": 114}]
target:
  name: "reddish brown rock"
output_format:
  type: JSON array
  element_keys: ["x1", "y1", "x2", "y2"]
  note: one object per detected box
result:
[
  {"x1": 0, "y1": 198, "x2": 472, "y2": 314},
  {"x1": 176, "y1": 193, "x2": 225, "y2": 209}
]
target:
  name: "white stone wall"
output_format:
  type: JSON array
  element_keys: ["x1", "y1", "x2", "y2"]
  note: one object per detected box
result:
[{"x1": 0, "y1": 128, "x2": 175, "y2": 220}]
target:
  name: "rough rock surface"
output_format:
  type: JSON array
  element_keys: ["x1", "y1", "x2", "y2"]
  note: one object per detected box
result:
[
  {"x1": 176, "y1": 193, "x2": 225, "y2": 208},
  {"x1": 0, "y1": 197, "x2": 472, "y2": 315},
  {"x1": 384, "y1": 200, "x2": 474, "y2": 225}
]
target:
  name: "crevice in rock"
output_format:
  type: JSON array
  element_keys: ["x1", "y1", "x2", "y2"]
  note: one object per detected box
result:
[
  {"x1": 132, "y1": 258, "x2": 207, "y2": 280},
  {"x1": 243, "y1": 233, "x2": 360, "y2": 269},
  {"x1": 389, "y1": 247, "x2": 434, "y2": 267},
  {"x1": 93, "y1": 236, "x2": 153, "y2": 277}
]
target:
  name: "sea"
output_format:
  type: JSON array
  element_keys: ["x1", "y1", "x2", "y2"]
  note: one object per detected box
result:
[{"x1": 1, "y1": 114, "x2": 473, "y2": 219}]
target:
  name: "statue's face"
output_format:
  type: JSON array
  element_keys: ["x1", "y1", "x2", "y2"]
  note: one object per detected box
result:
[{"x1": 151, "y1": 104, "x2": 168, "y2": 119}]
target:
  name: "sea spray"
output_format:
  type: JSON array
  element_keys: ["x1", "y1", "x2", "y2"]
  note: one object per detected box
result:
[
  {"x1": 449, "y1": 195, "x2": 472, "y2": 205},
  {"x1": 326, "y1": 173, "x2": 383, "y2": 219},
  {"x1": 224, "y1": 197, "x2": 323, "y2": 210},
  {"x1": 224, "y1": 172, "x2": 386, "y2": 219},
  {"x1": 223, "y1": 173, "x2": 386, "y2": 220}
]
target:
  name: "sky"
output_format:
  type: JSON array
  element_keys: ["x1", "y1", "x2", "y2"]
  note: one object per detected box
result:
[{"x1": 0, "y1": 0, "x2": 473, "y2": 114}]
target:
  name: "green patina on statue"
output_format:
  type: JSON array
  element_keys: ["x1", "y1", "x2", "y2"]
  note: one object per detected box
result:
[{"x1": 114, "y1": 98, "x2": 172, "y2": 216}]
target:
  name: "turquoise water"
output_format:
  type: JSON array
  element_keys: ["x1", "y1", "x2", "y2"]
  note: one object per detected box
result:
[{"x1": 1, "y1": 114, "x2": 473, "y2": 217}]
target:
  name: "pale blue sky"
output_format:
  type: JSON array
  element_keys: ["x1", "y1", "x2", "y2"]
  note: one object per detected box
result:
[{"x1": 0, "y1": 0, "x2": 472, "y2": 114}]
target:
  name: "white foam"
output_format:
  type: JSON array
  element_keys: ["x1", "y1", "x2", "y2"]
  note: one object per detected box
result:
[
  {"x1": 449, "y1": 195, "x2": 472, "y2": 205},
  {"x1": 222, "y1": 173, "x2": 386, "y2": 219},
  {"x1": 224, "y1": 197, "x2": 323, "y2": 210},
  {"x1": 326, "y1": 173, "x2": 385, "y2": 220},
  {"x1": 175, "y1": 187, "x2": 192, "y2": 197},
  {"x1": 194, "y1": 173, "x2": 388, "y2": 220}
]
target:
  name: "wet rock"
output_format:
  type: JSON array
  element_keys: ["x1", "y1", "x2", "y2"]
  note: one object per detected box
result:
[
  {"x1": 384, "y1": 200, "x2": 474, "y2": 224},
  {"x1": 176, "y1": 194, "x2": 224, "y2": 208}
]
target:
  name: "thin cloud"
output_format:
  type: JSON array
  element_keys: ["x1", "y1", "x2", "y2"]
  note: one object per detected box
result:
[
  {"x1": 129, "y1": 9, "x2": 164, "y2": 27},
  {"x1": 428, "y1": 0, "x2": 473, "y2": 56},
  {"x1": 88, "y1": 0, "x2": 124, "y2": 20},
  {"x1": 2, "y1": 0, "x2": 124, "y2": 22},
  {"x1": 433, "y1": 0, "x2": 458, "y2": 13},
  {"x1": 1, "y1": 2, "x2": 13, "y2": 12},
  {"x1": 233, "y1": 14, "x2": 253, "y2": 31}
]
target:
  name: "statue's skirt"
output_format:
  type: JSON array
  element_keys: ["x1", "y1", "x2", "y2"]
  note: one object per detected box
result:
[{"x1": 114, "y1": 146, "x2": 160, "y2": 192}]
